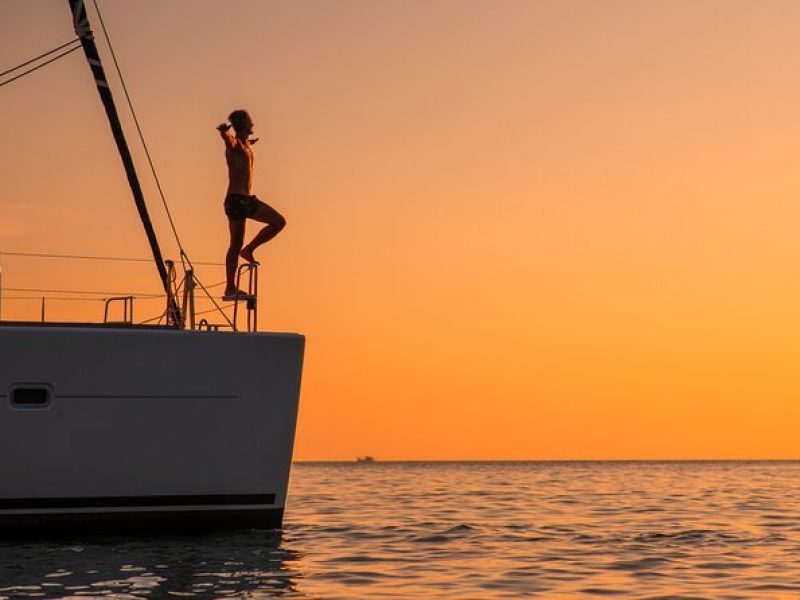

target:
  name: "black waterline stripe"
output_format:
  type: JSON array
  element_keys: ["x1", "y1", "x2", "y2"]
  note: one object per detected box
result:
[
  {"x1": 0, "y1": 493, "x2": 275, "y2": 510},
  {"x1": 56, "y1": 395, "x2": 237, "y2": 399},
  {"x1": 0, "y1": 507, "x2": 284, "y2": 536}
]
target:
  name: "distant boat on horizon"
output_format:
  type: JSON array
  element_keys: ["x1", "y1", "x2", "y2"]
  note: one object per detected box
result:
[{"x1": 356, "y1": 456, "x2": 375, "y2": 463}]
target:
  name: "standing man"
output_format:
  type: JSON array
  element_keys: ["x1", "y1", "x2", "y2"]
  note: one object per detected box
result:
[{"x1": 217, "y1": 109, "x2": 286, "y2": 301}]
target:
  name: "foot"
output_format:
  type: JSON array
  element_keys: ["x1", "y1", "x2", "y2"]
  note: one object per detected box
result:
[
  {"x1": 222, "y1": 289, "x2": 252, "y2": 301},
  {"x1": 239, "y1": 248, "x2": 260, "y2": 265}
]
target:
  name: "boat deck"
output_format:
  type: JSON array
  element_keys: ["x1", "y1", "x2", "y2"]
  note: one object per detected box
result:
[{"x1": 0, "y1": 320, "x2": 175, "y2": 330}]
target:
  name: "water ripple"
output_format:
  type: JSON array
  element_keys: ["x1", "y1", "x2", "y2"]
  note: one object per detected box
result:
[{"x1": 1, "y1": 462, "x2": 800, "y2": 598}]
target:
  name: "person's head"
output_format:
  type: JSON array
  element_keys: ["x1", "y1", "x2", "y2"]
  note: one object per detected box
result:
[{"x1": 228, "y1": 109, "x2": 253, "y2": 137}]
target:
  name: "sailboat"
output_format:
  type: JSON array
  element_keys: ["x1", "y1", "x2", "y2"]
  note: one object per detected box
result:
[{"x1": 0, "y1": 1, "x2": 304, "y2": 535}]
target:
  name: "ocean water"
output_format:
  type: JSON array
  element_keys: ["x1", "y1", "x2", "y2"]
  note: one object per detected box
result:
[{"x1": 1, "y1": 461, "x2": 800, "y2": 599}]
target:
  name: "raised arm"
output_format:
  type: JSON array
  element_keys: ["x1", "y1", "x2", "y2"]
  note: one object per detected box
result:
[{"x1": 217, "y1": 122, "x2": 236, "y2": 148}]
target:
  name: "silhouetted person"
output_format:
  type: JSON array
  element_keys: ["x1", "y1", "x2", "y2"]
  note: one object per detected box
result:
[{"x1": 217, "y1": 109, "x2": 285, "y2": 300}]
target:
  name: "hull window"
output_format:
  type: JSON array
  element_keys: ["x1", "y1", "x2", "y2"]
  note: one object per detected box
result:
[{"x1": 10, "y1": 387, "x2": 51, "y2": 408}]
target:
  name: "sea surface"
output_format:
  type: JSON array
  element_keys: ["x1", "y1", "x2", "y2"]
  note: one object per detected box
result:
[{"x1": 1, "y1": 461, "x2": 800, "y2": 599}]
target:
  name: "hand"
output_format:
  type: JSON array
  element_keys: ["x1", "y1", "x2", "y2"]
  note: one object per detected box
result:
[{"x1": 217, "y1": 122, "x2": 231, "y2": 132}]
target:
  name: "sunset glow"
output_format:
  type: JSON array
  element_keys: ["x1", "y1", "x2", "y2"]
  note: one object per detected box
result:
[{"x1": 3, "y1": 1, "x2": 800, "y2": 459}]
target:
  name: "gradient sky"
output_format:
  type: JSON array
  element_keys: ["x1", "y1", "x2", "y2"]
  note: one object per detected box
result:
[{"x1": 3, "y1": 1, "x2": 800, "y2": 460}]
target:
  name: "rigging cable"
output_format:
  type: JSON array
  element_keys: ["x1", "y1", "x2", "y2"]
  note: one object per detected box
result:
[
  {"x1": 138, "y1": 304, "x2": 231, "y2": 326},
  {"x1": 91, "y1": 0, "x2": 183, "y2": 253},
  {"x1": 0, "y1": 38, "x2": 80, "y2": 78},
  {"x1": 4, "y1": 287, "x2": 163, "y2": 298},
  {"x1": 91, "y1": 0, "x2": 187, "y2": 327},
  {"x1": 2, "y1": 280, "x2": 226, "y2": 299},
  {"x1": 0, "y1": 15, "x2": 237, "y2": 327},
  {"x1": 91, "y1": 0, "x2": 235, "y2": 330},
  {"x1": 0, "y1": 40, "x2": 82, "y2": 88},
  {"x1": 138, "y1": 311, "x2": 166, "y2": 326},
  {"x1": 2, "y1": 296, "x2": 104, "y2": 301},
  {"x1": 0, "y1": 250, "x2": 223, "y2": 266}
]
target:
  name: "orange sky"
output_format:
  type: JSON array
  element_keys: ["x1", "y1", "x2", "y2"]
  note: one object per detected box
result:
[{"x1": 3, "y1": 1, "x2": 800, "y2": 460}]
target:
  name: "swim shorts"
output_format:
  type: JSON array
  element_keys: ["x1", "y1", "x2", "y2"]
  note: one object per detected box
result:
[{"x1": 224, "y1": 193, "x2": 261, "y2": 220}]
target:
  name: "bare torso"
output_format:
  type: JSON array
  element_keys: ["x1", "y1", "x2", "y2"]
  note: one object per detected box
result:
[{"x1": 225, "y1": 138, "x2": 254, "y2": 195}]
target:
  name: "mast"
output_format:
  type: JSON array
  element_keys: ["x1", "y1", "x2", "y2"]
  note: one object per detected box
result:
[{"x1": 67, "y1": 0, "x2": 180, "y2": 327}]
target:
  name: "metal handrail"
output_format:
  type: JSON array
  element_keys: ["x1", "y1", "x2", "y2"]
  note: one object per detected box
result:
[
  {"x1": 103, "y1": 295, "x2": 134, "y2": 324},
  {"x1": 232, "y1": 264, "x2": 258, "y2": 332}
]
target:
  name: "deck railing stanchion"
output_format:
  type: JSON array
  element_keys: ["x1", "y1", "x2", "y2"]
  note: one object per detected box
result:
[
  {"x1": 187, "y1": 270, "x2": 196, "y2": 330},
  {"x1": 232, "y1": 264, "x2": 259, "y2": 332}
]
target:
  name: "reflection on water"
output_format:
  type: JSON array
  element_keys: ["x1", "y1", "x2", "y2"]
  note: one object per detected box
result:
[
  {"x1": 3, "y1": 462, "x2": 800, "y2": 598},
  {"x1": 0, "y1": 531, "x2": 303, "y2": 598}
]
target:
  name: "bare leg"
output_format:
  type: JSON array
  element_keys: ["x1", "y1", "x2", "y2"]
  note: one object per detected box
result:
[
  {"x1": 240, "y1": 202, "x2": 286, "y2": 264},
  {"x1": 225, "y1": 219, "x2": 246, "y2": 296}
]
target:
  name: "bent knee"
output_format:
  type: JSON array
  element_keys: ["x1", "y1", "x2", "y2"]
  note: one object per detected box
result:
[{"x1": 272, "y1": 213, "x2": 287, "y2": 231}]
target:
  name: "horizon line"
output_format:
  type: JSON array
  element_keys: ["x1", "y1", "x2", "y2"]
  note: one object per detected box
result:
[{"x1": 293, "y1": 458, "x2": 800, "y2": 463}]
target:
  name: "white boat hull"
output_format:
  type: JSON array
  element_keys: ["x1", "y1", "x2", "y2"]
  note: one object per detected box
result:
[{"x1": 0, "y1": 324, "x2": 304, "y2": 535}]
